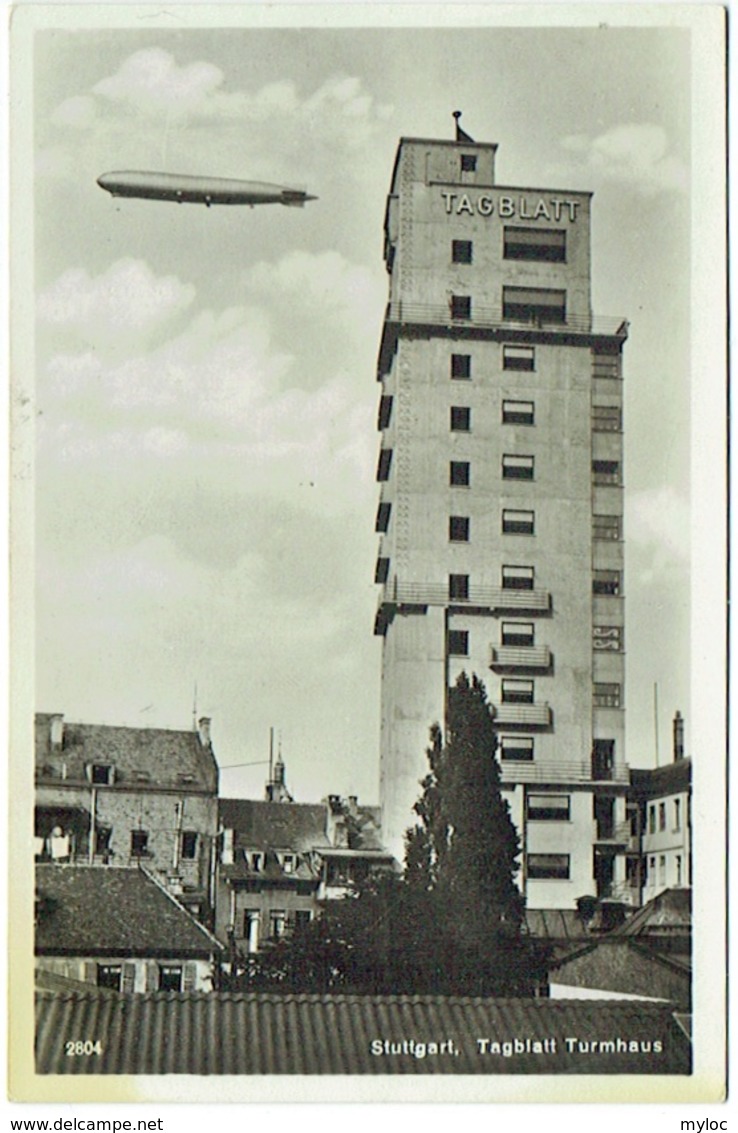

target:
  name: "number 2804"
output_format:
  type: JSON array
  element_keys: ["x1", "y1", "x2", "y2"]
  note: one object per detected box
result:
[{"x1": 65, "y1": 1040, "x2": 103, "y2": 1057}]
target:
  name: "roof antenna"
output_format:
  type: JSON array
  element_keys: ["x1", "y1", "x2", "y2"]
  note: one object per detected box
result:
[
  {"x1": 453, "y1": 110, "x2": 475, "y2": 144},
  {"x1": 192, "y1": 681, "x2": 198, "y2": 731}
]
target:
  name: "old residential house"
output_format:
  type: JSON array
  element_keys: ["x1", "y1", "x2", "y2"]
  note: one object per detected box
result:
[{"x1": 34, "y1": 713, "x2": 219, "y2": 921}]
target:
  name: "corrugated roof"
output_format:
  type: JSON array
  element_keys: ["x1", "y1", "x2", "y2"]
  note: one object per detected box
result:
[
  {"x1": 630, "y1": 759, "x2": 691, "y2": 800},
  {"x1": 35, "y1": 714, "x2": 218, "y2": 793},
  {"x1": 616, "y1": 889, "x2": 692, "y2": 937},
  {"x1": 524, "y1": 909, "x2": 585, "y2": 940},
  {"x1": 35, "y1": 865, "x2": 222, "y2": 958},
  {"x1": 35, "y1": 991, "x2": 691, "y2": 1075}
]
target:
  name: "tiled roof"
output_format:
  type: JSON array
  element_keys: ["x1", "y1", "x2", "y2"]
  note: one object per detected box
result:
[
  {"x1": 35, "y1": 866, "x2": 222, "y2": 958},
  {"x1": 35, "y1": 714, "x2": 218, "y2": 793},
  {"x1": 630, "y1": 759, "x2": 691, "y2": 800},
  {"x1": 220, "y1": 799, "x2": 330, "y2": 851},
  {"x1": 35, "y1": 991, "x2": 691, "y2": 1075}
]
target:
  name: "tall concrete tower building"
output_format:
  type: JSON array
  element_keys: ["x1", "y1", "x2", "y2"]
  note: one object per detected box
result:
[{"x1": 373, "y1": 125, "x2": 632, "y2": 911}]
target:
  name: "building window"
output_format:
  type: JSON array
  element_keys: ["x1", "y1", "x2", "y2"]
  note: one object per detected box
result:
[
  {"x1": 377, "y1": 394, "x2": 393, "y2": 430},
  {"x1": 375, "y1": 501, "x2": 391, "y2": 532},
  {"x1": 375, "y1": 557, "x2": 390, "y2": 584},
  {"x1": 504, "y1": 226, "x2": 566, "y2": 262},
  {"x1": 270, "y1": 910, "x2": 287, "y2": 939},
  {"x1": 130, "y1": 830, "x2": 149, "y2": 857},
  {"x1": 449, "y1": 574, "x2": 469, "y2": 600},
  {"x1": 593, "y1": 353, "x2": 621, "y2": 379},
  {"x1": 592, "y1": 739, "x2": 615, "y2": 780},
  {"x1": 450, "y1": 405, "x2": 471, "y2": 431},
  {"x1": 502, "y1": 564, "x2": 534, "y2": 590},
  {"x1": 593, "y1": 625, "x2": 622, "y2": 651},
  {"x1": 248, "y1": 852, "x2": 265, "y2": 873},
  {"x1": 527, "y1": 794, "x2": 570, "y2": 821},
  {"x1": 450, "y1": 460, "x2": 470, "y2": 487},
  {"x1": 527, "y1": 853, "x2": 570, "y2": 880},
  {"x1": 500, "y1": 735, "x2": 534, "y2": 762},
  {"x1": 674, "y1": 798, "x2": 682, "y2": 831},
  {"x1": 676, "y1": 854, "x2": 683, "y2": 886},
  {"x1": 502, "y1": 344, "x2": 535, "y2": 372},
  {"x1": 502, "y1": 454, "x2": 534, "y2": 481},
  {"x1": 592, "y1": 459, "x2": 621, "y2": 486},
  {"x1": 502, "y1": 509, "x2": 534, "y2": 535},
  {"x1": 159, "y1": 965, "x2": 183, "y2": 992},
  {"x1": 97, "y1": 964, "x2": 122, "y2": 991},
  {"x1": 658, "y1": 802, "x2": 666, "y2": 831},
  {"x1": 243, "y1": 910, "x2": 260, "y2": 950},
  {"x1": 451, "y1": 353, "x2": 471, "y2": 379},
  {"x1": 502, "y1": 621, "x2": 534, "y2": 646},
  {"x1": 447, "y1": 629, "x2": 469, "y2": 656},
  {"x1": 376, "y1": 448, "x2": 393, "y2": 481},
  {"x1": 592, "y1": 570, "x2": 621, "y2": 596},
  {"x1": 449, "y1": 515, "x2": 470, "y2": 542},
  {"x1": 501, "y1": 678, "x2": 534, "y2": 704},
  {"x1": 593, "y1": 682, "x2": 621, "y2": 708},
  {"x1": 450, "y1": 295, "x2": 471, "y2": 320},
  {"x1": 659, "y1": 855, "x2": 666, "y2": 885},
  {"x1": 648, "y1": 805, "x2": 656, "y2": 835},
  {"x1": 593, "y1": 514, "x2": 621, "y2": 541},
  {"x1": 502, "y1": 399, "x2": 535, "y2": 426},
  {"x1": 452, "y1": 239, "x2": 473, "y2": 264},
  {"x1": 592, "y1": 405, "x2": 622, "y2": 431},
  {"x1": 281, "y1": 854, "x2": 296, "y2": 874},
  {"x1": 294, "y1": 909, "x2": 313, "y2": 930},
  {"x1": 90, "y1": 763, "x2": 114, "y2": 785},
  {"x1": 460, "y1": 154, "x2": 477, "y2": 172},
  {"x1": 648, "y1": 854, "x2": 656, "y2": 878},
  {"x1": 181, "y1": 831, "x2": 198, "y2": 860},
  {"x1": 503, "y1": 286, "x2": 566, "y2": 325}
]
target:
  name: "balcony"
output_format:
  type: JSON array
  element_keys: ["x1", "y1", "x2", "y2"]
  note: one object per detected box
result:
[
  {"x1": 499, "y1": 760, "x2": 630, "y2": 785},
  {"x1": 377, "y1": 579, "x2": 551, "y2": 614},
  {"x1": 378, "y1": 301, "x2": 628, "y2": 374},
  {"x1": 593, "y1": 820, "x2": 634, "y2": 846},
  {"x1": 492, "y1": 702, "x2": 553, "y2": 728},
  {"x1": 490, "y1": 645, "x2": 552, "y2": 672}
]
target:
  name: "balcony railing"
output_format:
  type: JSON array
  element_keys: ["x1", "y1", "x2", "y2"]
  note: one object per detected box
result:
[
  {"x1": 378, "y1": 579, "x2": 551, "y2": 614},
  {"x1": 593, "y1": 820, "x2": 634, "y2": 845},
  {"x1": 492, "y1": 703, "x2": 553, "y2": 728},
  {"x1": 383, "y1": 301, "x2": 628, "y2": 338},
  {"x1": 499, "y1": 759, "x2": 630, "y2": 785},
  {"x1": 490, "y1": 645, "x2": 552, "y2": 671}
]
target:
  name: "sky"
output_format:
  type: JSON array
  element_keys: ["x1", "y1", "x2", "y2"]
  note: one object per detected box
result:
[{"x1": 30, "y1": 16, "x2": 694, "y2": 804}]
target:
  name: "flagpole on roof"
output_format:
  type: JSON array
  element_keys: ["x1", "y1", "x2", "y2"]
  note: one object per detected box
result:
[{"x1": 452, "y1": 110, "x2": 475, "y2": 144}]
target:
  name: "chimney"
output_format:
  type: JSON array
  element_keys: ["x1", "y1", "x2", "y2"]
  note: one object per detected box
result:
[
  {"x1": 673, "y1": 710, "x2": 685, "y2": 761},
  {"x1": 49, "y1": 714, "x2": 64, "y2": 749},
  {"x1": 197, "y1": 717, "x2": 211, "y2": 748},
  {"x1": 347, "y1": 795, "x2": 358, "y2": 818}
]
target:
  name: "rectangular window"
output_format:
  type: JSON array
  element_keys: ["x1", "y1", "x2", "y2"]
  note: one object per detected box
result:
[
  {"x1": 460, "y1": 154, "x2": 477, "y2": 172},
  {"x1": 593, "y1": 353, "x2": 621, "y2": 379},
  {"x1": 593, "y1": 682, "x2": 621, "y2": 708},
  {"x1": 593, "y1": 514, "x2": 621, "y2": 540},
  {"x1": 451, "y1": 353, "x2": 471, "y2": 379},
  {"x1": 504, "y1": 226, "x2": 566, "y2": 263},
  {"x1": 376, "y1": 448, "x2": 393, "y2": 481},
  {"x1": 648, "y1": 854, "x2": 656, "y2": 876},
  {"x1": 502, "y1": 509, "x2": 534, "y2": 535},
  {"x1": 447, "y1": 629, "x2": 469, "y2": 656},
  {"x1": 450, "y1": 406, "x2": 471, "y2": 431},
  {"x1": 659, "y1": 855, "x2": 666, "y2": 885},
  {"x1": 159, "y1": 965, "x2": 183, "y2": 992},
  {"x1": 452, "y1": 239, "x2": 473, "y2": 264},
  {"x1": 527, "y1": 794, "x2": 570, "y2": 821},
  {"x1": 97, "y1": 964, "x2": 122, "y2": 991},
  {"x1": 658, "y1": 802, "x2": 666, "y2": 831},
  {"x1": 502, "y1": 621, "x2": 534, "y2": 646},
  {"x1": 592, "y1": 459, "x2": 621, "y2": 485},
  {"x1": 450, "y1": 295, "x2": 471, "y2": 320},
  {"x1": 375, "y1": 501, "x2": 391, "y2": 532},
  {"x1": 181, "y1": 831, "x2": 198, "y2": 860},
  {"x1": 502, "y1": 344, "x2": 535, "y2": 372},
  {"x1": 449, "y1": 574, "x2": 469, "y2": 600},
  {"x1": 593, "y1": 570, "x2": 621, "y2": 596},
  {"x1": 592, "y1": 739, "x2": 615, "y2": 780},
  {"x1": 649, "y1": 805, "x2": 656, "y2": 835},
  {"x1": 503, "y1": 286, "x2": 566, "y2": 325},
  {"x1": 502, "y1": 399, "x2": 535, "y2": 426},
  {"x1": 674, "y1": 798, "x2": 681, "y2": 831},
  {"x1": 91, "y1": 764, "x2": 113, "y2": 785},
  {"x1": 243, "y1": 909, "x2": 260, "y2": 946},
  {"x1": 527, "y1": 853, "x2": 570, "y2": 880},
  {"x1": 502, "y1": 564, "x2": 534, "y2": 590},
  {"x1": 593, "y1": 625, "x2": 622, "y2": 651},
  {"x1": 592, "y1": 405, "x2": 622, "y2": 431},
  {"x1": 377, "y1": 394, "x2": 393, "y2": 430},
  {"x1": 449, "y1": 515, "x2": 470, "y2": 542},
  {"x1": 294, "y1": 909, "x2": 312, "y2": 930},
  {"x1": 502, "y1": 678, "x2": 534, "y2": 704},
  {"x1": 502, "y1": 454, "x2": 534, "y2": 480},
  {"x1": 500, "y1": 735, "x2": 534, "y2": 762},
  {"x1": 270, "y1": 910, "x2": 287, "y2": 939},
  {"x1": 247, "y1": 852, "x2": 265, "y2": 872},
  {"x1": 375, "y1": 557, "x2": 390, "y2": 584},
  {"x1": 130, "y1": 830, "x2": 148, "y2": 857},
  {"x1": 281, "y1": 854, "x2": 296, "y2": 874},
  {"x1": 450, "y1": 460, "x2": 470, "y2": 487},
  {"x1": 675, "y1": 854, "x2": 683, "y2": 886}
]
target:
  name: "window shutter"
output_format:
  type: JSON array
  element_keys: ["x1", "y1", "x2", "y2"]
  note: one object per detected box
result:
[
  {"x1": 183, "y1": 962, "x2": 197, "y2": 992},
  {"x1": 122, "y1": 962, "x2": 136, "y2": 994},
  {"x1": 145, "y1": 961, "x2": 159, "y2": 992},
  {"x1": 83, "y1": 961, "x2": 96, "y2": 984}
]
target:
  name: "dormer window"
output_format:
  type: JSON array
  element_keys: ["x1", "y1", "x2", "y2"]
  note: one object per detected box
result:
[
  {"x1": 281, "y1": 854, "x2": 297, "y2": 874},
  {"x1": 246, "y1": 851, "x2": 265, "y2": 873},
  {"x1": 89, "y1": 763, "x2": 114, "y2": 786}
]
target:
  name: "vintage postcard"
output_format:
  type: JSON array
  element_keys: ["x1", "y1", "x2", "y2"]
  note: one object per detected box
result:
[{"x1": 8, "y1": 2, "x2": 727, "y2": 1105}]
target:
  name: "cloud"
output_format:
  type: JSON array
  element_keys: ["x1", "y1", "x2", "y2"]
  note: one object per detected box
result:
[
  {"x1": 51, "y1": 95, "x2": 97, "y2": 130},
  {"x1": 560, "y1": 124, "x2": 687, "y2": 195},
  {"x1": 37, "y1": 258, "x2": 196, "y2": 347},
  {"x1": 627, "y1": 486, "x2": 690, "y2": 563},
  {"x1": 93, "y1": 48, "x2": 224, "y2": 118}
]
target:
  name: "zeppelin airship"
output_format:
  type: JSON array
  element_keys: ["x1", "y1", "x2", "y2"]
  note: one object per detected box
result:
[{"x1": 96, "y1": 171, "x2": 317, "y2": 208}]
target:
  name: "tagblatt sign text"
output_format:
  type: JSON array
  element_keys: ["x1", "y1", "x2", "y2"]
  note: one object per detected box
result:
[{"x1": 441, "y1": 191, "x2": 581, "y2": 222}]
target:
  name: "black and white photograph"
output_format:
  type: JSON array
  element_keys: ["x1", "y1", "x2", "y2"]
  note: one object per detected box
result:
[{"x1": 9, "y1": 2, "x2": 726, "y2": 1104}]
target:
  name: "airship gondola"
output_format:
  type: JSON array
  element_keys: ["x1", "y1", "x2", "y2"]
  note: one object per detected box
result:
[{"x1": 97, "y1": 171, "x2": 317, "y2": 208}]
